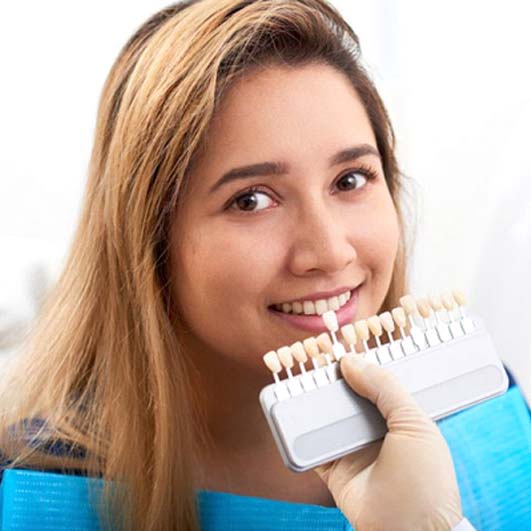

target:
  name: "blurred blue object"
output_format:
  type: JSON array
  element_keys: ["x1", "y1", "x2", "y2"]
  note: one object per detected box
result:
[{"x1": 1, "y1": 382, "x2": 530, "y2": 530}]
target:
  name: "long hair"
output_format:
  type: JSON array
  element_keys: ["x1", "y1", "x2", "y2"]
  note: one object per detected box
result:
[{"x1": 0, "y1": 1, "x2": 408, "y2": 529}]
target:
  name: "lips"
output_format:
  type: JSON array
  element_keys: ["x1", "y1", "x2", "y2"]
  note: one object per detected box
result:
[{"x1": 269, "y1": 286, "x2": 361, "y2": 333}]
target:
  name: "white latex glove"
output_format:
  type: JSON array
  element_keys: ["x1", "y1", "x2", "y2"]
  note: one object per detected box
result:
[{"x1": 315, "y1": 354, "x2": 463, "y2": 531}]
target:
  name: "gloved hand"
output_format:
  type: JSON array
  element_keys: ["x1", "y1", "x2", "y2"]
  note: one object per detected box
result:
[{"x1": 315, "y1": 354, "x2": 463, "y2": 531}]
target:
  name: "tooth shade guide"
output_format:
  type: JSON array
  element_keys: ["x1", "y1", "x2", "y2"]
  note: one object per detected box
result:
[
  {"x1": 379, "y1": 311, "x2": 395, "y2": 338},
  {"x1": 340, "y1": 324, "x2": 357, "y2": 354},
  {"x1": 291, "y1": 341, "x2": 307, "y2": 362},
  {"x1": 303, "y1": 336, "x2": 319, "y2": 357},
  {"x1": 322, "y1": 310, "x2": 339, "y2": 333},
  {"x1": 316, "y1": 332, "x2": 334, "y2": 365},
  {"x1": 453, "y1": 289, "x2": 467, "y2": 306},
  {"x1": 263, "y1": 350, "x2": 282, "y2": 382},
  {"x1": 428, "y1": 296, "x2": 453, "y2": 342},
  {"x1": 442, "y1": 292, "x2": 456, "y2": 311}
]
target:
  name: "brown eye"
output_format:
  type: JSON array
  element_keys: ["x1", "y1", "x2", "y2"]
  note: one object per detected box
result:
[
  {"x1": 336, "y1": 172, "x2": 368, "y2": 192},
  {"x1": 231, "y1": 190, "x2": 275, "y2": 212}
]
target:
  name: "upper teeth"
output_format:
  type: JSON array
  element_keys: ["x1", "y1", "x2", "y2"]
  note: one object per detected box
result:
[{"x1": 276, "y1": 290, "x2": 351, "y2": 315}]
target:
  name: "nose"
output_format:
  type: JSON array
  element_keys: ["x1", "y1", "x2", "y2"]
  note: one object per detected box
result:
[{"x1": 287, "y1": 200, "x2": 357, "y2": 276}]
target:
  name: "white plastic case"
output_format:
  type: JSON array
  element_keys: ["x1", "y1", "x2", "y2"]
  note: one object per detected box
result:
[{"x1": 259, "y1": 319, "x2": 508, "y2": 472}]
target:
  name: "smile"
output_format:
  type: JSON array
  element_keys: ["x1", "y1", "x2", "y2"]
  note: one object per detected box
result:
[
  {"x1": 269, "y1": 286, "x2": 361, "y2": 333},
  {"x1": 272, "y1": 290, "x2": 351, "y2": 315}
]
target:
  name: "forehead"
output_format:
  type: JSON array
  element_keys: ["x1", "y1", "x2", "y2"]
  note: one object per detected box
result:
[{"x1": 193, "y1": 62, "x2": 377, "y2": 182}]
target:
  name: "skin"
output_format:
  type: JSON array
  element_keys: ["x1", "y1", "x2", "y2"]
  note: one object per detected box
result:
[{"x1": 169, "y1": 62, "x2": 400, "y2": 503}]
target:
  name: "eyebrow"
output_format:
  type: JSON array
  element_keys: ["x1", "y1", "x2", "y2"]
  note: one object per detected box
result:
[{"x1": 208, "y1": 143, "x2": 381, "y2": 195}]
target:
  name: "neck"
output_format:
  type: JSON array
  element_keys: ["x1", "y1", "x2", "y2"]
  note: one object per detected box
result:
[{"x1": 187, "y1": 339, "x2": 335, "y2": 507}]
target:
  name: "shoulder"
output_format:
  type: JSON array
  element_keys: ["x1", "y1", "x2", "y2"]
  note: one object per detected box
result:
[{"x1": 0, "y1": 417, "x2": 89, "y2": 484}]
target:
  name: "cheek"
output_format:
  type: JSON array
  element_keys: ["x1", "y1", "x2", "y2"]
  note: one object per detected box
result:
[
  {"x1": 353, "y1": 190, "x2": 400, "y2": 311},
  {"x1": 171, "y1": 220, "x2": 284, "y2": 350}
]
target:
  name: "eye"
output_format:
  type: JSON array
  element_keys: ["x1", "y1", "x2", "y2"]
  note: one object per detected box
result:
[
  {"x1": 335, "y1": 171, "x2": 369, "y2": 192},
  {"x1": 229, "y1": 187, "x2": 276, "y2": 212}
]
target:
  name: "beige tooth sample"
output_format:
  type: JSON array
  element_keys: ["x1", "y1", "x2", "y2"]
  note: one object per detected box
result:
[
  {"x1": 380, "y1": 310, "x2": 401, "y2": 359},
  {"x1": 263, "y1": 351, "x2": 282, "y2": 383},
  {"x1": 340, "y1": 324, "x2": 357, "y2": 354},
  {"x1": 391, "y1": 307, "x2": 407, "y2": 329},
  {"x1": 452, "y1": 289, "x2": 474, "y2": 333},
  {"x1": 391, "y1": 305, "x2": 416, "y2": 355},
  {"x1": 292, "y1": 301, "x2": 303, "y2": 314},
  {"x1": 453, "y1": 290, "x2": 466, "y2": 306},
  {"x1": 441, "y1": 293, "x2": 456, "y2": 312},
  {"x1": 315, "y1": 299, "x2": 328, "y2": 315},
  {"x1": 354, "y1": 320, "x2": 370, "y2": 341},
  {"x1": 367, "y1": 315, "x2": 383, "y2": 337},
  {"x1": 400, "y1": 294, "x2": 418, "y2": 315},
  {"x1": 417, "y1": 297, "x2": 432, "y2": 319},
  {"x1": 341, "y1": 324, "x2": 357, "y2": 345},
  {"x1": 303, "y1": 301, "x2": 316, "y2": 315},
  {"x1": 303, "y1": 336, "x2": 320, "y2": 361},
  {"x1": 282, "y1": 303, "x2": 292, "y2": 314},
  {"x1": 429, "y1": 295, "x2": 443, "y2": 312},
  {"x1": 277, "y1": 346, "x2": 295, "y2": 371},
  {"x1": 290, "y1": 341, "x2": 308, "y2": 364},
  {"x1": 277, "y1": 346, "x2": 304, "y2": 395},
  {"x1": 322, "y1": 310, "x2": 339, "y2": 333},
  {"x1": 316, "y1": 332, "x2": 334, "y2": 358},
  {"x1": 379, "y1": 311, "x2": 395, "y2": 333},
  {"x1": 290, "y1": 340, "x2": 316, "y2": 390}
]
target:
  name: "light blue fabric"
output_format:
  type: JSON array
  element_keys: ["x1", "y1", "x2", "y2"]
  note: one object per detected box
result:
[
  {"x1": 1, "y1": 387, "x2": 530, "y2": 530},
  {"x1": 197, "y1": 386, "x2": 531, "y2": 531}
]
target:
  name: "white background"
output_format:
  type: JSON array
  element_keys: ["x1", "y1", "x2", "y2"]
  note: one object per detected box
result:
[{"x1": 1, "y1": 1, "x2": 530, "y2": 398}]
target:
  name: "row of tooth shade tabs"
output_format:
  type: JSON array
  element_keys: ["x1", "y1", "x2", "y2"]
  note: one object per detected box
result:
[{"x1": 263, "y1": 290, "x2": 475, "y2": 398}]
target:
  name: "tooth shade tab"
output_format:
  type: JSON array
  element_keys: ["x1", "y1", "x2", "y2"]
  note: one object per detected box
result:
[
  {"x1": 379, "y1": 312, "x2": 395, "y2": 333},
  {"x1": 277, "y1": 346, "x2": 294, "y2": 369},
  {"x1": 316, "y1": 332, "x2": 333, "y2": 355},
  {"x1": 290, "y1": 341, "x2": 307, "y2": 363},
  {"x1": 322, "y1": 310, "x2": 339, "y2": 333},
  {"x1": 442, "y1": 293, "x2": 456, "y2": 311},
  {"x1": 400, "y1": 294, "x2": 418, "y2": 315},
  {"x1": 354, "y1": 320, "x2": 370, "y2": 341},
  {"x1": 453, "y1": 290, "x2": 466, "y2": 306},
  {"x1": 303, "y1": 337, "x2": 320, "y2": 358},
  {"x1": 263, "y1": 351, "x2": 282, "y2": 373},
  {"x1": 417, "y1": 298, "x2": 432, "y2": 319},
  {"x1": 391, "y1": 307, "x2": 407, "y2": 328},
  {"x1": 341, "y1": 324, "x2": 357, "y2": 345},
  {"x1": 367, "y1": 315, "x2": 383, "y2": 336},
  {"x1": 429, "y1": 295, "x2": 443, "y2": 311}
]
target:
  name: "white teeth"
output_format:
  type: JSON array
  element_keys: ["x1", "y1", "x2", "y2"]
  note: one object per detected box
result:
[
  {"x1": 314, "y1": 300, "x2": 328, "y2": 315},
  {"x1": 274, "y1": 290, "x2": 352, "y2": 315},
  {"x1": 292, "y1": 301, "x2": 303, "y2": 314},
  {"x1": 328, "y1": 296, "x2": 340, "y2": 311},
  {"x1": 303, "y1": 301, "x2": 316, "y2": 315}
]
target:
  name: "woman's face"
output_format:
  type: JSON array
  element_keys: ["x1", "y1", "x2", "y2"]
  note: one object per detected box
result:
[{"x1": 170, "y1": 62, "x2": 399, "y2": 372}]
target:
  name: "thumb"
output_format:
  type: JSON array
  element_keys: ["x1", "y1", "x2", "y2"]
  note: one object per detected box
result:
[{"x1": 340, "y1": 354, "x2": 430, "y2": 429}]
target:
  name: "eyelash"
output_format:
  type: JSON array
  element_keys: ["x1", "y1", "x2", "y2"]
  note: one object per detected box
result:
[{"x1": 225, "y1": 164, "x2": 380, "y2": 213}]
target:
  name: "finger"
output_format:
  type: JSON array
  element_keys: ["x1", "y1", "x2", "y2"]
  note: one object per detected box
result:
[{"x1": 340, "y1": 354, "x2": 430, "y2": 427}]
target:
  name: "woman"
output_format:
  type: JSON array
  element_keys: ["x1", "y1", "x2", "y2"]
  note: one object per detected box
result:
[{"x1": 0, "y1": 0, "x2": 470, "y2": 529}]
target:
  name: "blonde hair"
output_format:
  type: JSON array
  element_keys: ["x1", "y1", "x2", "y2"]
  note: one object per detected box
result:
[{"x1": 0, "y1": 1, "x2": 407, "y2": 529}]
